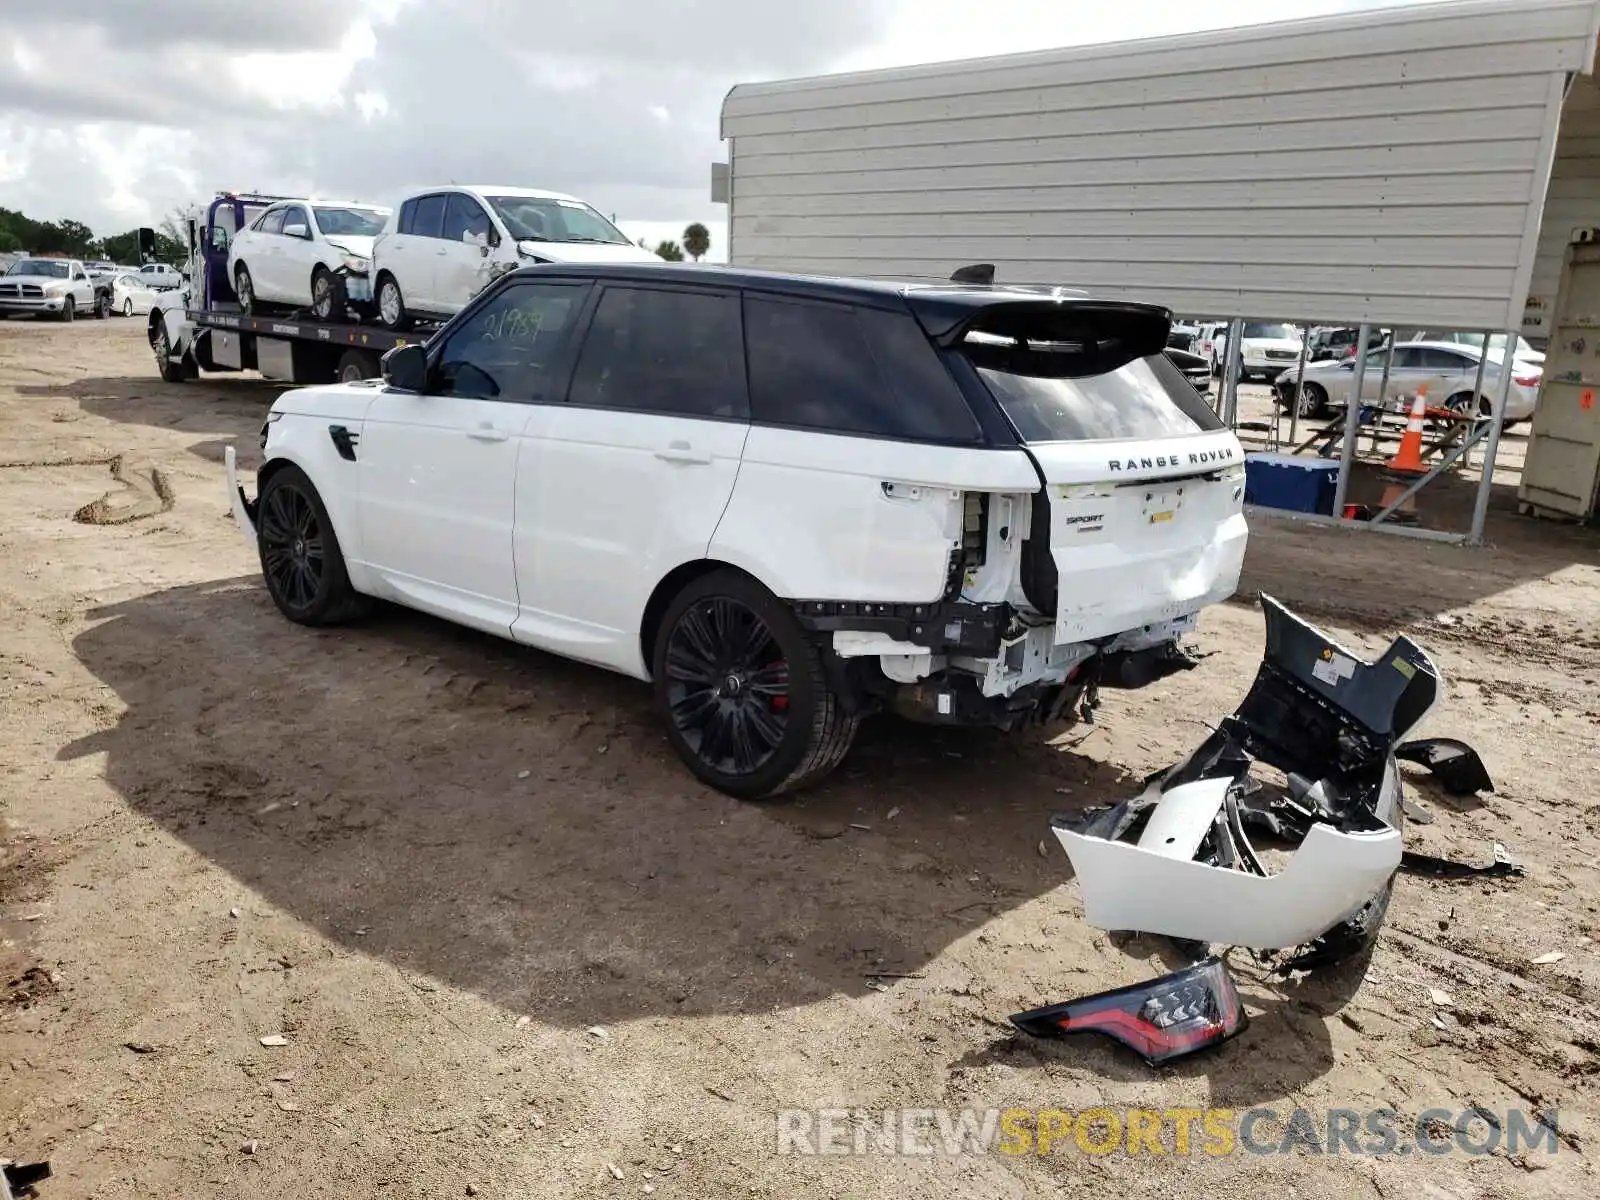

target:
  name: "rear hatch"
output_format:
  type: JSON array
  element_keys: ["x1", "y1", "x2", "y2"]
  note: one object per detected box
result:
[{"x1": 923, "y1": 297, "x2": 1249, "y2": 644}]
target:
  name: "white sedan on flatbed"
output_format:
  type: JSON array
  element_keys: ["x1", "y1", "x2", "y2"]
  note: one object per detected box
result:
[{"x1": 228, "y1": 198, "x2": 392, "y2": 322}]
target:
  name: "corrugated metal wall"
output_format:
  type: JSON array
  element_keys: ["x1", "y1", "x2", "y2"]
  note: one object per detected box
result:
[
  {"x1": 722, "y1": 0, "x2": 1600, "y2": 329},
  {"x1": 1528, "y1": 72, "x2": 1600, "y2": 337}
]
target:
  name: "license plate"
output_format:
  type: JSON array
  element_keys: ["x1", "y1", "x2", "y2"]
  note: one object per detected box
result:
[
  {"x1": 345, "y1": 276, "x2": 372, "y2": 302},
  {"x1": 1142, "y1": 488, "x2": 1184, "y2": 525}
]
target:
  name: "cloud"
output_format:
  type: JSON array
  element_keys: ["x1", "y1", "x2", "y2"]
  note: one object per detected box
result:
[
  {"x1": 0, "y1": 0, "x2": 1456, "y2": 241},
  {"x1": 0, "y1": 0, "x2": 890, "y2": 237}
]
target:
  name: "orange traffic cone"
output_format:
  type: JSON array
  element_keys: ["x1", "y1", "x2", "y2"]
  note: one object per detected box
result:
[
  {"x1": 1378, "y1": 391, "x2": 1429, "y2": 521},
  {"x1": 1386, "y1": 391, "x2": 1428, "y2": 475}
]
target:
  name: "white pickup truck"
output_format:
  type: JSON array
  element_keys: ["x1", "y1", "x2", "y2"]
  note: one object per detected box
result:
[{"x1": 0, "y1": 257, "x2": 98, "y2": 321}]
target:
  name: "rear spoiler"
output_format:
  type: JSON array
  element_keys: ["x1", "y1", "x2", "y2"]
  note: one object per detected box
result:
[{"x1": 906, "y1": 264, "x2": 1173, "y2": 378}]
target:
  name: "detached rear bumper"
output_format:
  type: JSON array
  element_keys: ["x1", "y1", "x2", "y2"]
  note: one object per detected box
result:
[
  {"x1": 224, "y1": 446, "x2": 258, "y2": 539},
  {"x1": 1056, "y1": 816, "x2": 1402, "y2": 950}
]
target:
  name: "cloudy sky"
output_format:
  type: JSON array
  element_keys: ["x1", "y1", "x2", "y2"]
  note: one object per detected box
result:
[{"x1": 2, "y1": 0, "x2": 1446, "y2": 261}]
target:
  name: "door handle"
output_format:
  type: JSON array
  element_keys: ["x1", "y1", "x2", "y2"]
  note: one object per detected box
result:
[
  {"x1": 654, "y1": 440, "x2": 712, "y2": 465},
  {"x1": 466, "y1": 422, "x2": 509, "y2": 442},
  {"x1": 436, "y1": 248, "x2": 448, "y2": 256}
]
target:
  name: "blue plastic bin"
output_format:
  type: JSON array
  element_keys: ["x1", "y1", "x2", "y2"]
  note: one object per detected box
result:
[{"x1": 1244, "y1": 453, "x2": 1338, "y2": 516}]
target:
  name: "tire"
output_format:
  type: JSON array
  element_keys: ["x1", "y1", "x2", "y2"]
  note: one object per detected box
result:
[
  {"x1": 336, "y1": 348, "x2": 378, "y2": 383},
  {"x1": 652, "y1": 570, "x2": 859, "y2": 800},
  {"x1": 235, "y1": 264, "x2": 256, "y2": 314},
  {"x1": 151, "y1": 321, "x2": 194, "y2": 383},
  {"x1": 58, "y1": 296, "x2": 75, "y2": 323},
  {"x1": 122, "y1": 298, "x2": 133, "y2": 317},
  {"x1": 310, "y1": 267, "x2": 347, "y2": 323},
  {"x1": 256, "y1": 464, "x2": 370, "y2": 626},
  {"x1": 376, "y1": 274, "x2": 411, "y2": 331},
  {"x1": 1285, "y1": 381, "x2": 1327, "y2": 417},
  {"x1": 94, "y1": 293, "x2": 109, "y2": 319}
]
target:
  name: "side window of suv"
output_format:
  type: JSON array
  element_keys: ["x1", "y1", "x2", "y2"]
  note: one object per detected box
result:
[
  {"x1": 743, "y1": 295, "x2": 980, "y2": 442},
  {"x1": 566, "y1": 285, "x2": 747, "y2": 419},
  {"x1": 432, "y1": 281, "x2": 590, "y2": 401}
]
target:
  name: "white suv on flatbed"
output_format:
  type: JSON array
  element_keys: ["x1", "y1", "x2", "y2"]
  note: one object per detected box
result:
[{"x1": 225, "y1": 264, "x2": 1248, "y2": 797}]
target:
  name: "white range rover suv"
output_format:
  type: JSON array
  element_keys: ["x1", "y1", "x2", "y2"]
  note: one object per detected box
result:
[{"x1": 225, "y1": 264, "x2": 1249, "y2": 798}]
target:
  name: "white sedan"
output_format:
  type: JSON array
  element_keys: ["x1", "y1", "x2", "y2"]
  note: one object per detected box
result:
[
  {"x1": 227, "y1": 198, "x2": 391, "y2": 322},
  {"x1": 110, "y1": 273, "x2": 158, "y2": 317},
  {"x1": 1274, "y1": 340, "x2": 1542, "y2": 423}
]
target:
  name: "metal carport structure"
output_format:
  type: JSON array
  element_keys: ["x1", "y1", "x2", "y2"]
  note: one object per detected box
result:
[{"x1": 717, "y1": 0, "x2": 1600, "y2": 542}]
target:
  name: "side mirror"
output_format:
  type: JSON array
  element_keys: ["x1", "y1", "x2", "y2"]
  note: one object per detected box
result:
[
  {"x1": 381, "y1": 343, "x2": 427, "y2": 392},
  {"x1": 283, "y1": 222, "x2": 309, "y2": 239}
]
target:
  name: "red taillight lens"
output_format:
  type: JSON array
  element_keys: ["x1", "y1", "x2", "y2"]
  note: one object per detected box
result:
[
  {"x1": 1514, "y1": 374, "x2": 1540, "y2": 388},
  {"x1": 1010, "y1": 958, "x2": 1247, "y2": 1065}
]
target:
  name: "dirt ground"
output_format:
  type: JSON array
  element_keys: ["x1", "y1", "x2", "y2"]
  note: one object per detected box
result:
[{"x1": 2, "y1": 316, "x2": 1598, "y2": 1199}]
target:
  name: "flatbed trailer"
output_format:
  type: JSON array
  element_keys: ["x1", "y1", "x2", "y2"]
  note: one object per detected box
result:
[
  {"x1": 175, "y1": 308, "x2": 429, "y2": 384},
  {"x1": 148, "y1": 190, "x2": 440, "y2": 387}
]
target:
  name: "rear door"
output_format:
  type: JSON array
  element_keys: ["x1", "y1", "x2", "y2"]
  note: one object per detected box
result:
[
  {"x1": 386, "y1": 193, "x2": 447, "y2": 312},
  {"x1": 511, "y1": 282, "x2": 750, "y2": 676}
]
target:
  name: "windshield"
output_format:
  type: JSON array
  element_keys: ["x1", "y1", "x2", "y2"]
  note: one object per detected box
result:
[
  {"x1": 7, "y1": 260, "x2": 70, "y2": 278},
  {"x1": 486, "y1": 195, "x2": 630, "y2": 245},
  {"x1": 1243, "y1": 322, "x2": 1297, "y2": 340},
  {"x1": 313, "y1": 206, "x2": 389, "y2": 237},
  {"x1": 976, "y1": 353, "x2": 1225, "y2": 442}
]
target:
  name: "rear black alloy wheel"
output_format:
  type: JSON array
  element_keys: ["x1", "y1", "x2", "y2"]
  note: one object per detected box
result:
[
  {"x1": 256, "y1": 465, "x2": 368, "y2": 626},
  {"x1": 654, "y1": 571, "x2": 858, "y2": 799},
  {"x1": 667, "y1": 598, "x2": 791, "y2": 775}
]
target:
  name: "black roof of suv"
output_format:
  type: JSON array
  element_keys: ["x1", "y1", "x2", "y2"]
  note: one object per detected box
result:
[{"x1": 503, "y1": 261, "x2": 1175, "y2": 353}]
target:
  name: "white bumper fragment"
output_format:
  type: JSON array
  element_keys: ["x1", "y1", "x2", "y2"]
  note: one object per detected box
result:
[
  {"x1": 224, "y1": 445, "x2": 257, "y2": 539},
  {"x1": 1055, "y1": 789, "x2": 1402, "y2": 951}
]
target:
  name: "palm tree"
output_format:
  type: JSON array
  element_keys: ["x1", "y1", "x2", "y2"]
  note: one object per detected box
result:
[
  {"x1": 682, "y1": 222, "x2": 711, "y2": 263},
  {"x1": 654, "y1": 239, "x2": 684, "y2": 262}
]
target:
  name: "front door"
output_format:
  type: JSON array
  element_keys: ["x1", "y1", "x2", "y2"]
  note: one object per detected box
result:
[
  {"x1": 435, "y1": 193, "x2": 496, "y2": 316},
  {"x1": 512, "y1": 282, "x2": 750, "y2": 676},
  {"x1": 357, "y1": 278, "x2": 593, "y2": 634}
]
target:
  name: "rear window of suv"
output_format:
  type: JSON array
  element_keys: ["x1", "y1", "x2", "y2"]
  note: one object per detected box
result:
[{"x1": 975, "y1": 352, "x2": 1225, "y2": 442}]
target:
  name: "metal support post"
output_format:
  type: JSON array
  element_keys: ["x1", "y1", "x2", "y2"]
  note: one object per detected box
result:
[
  {"x1": 1285, "y1": 329, "x2": 1311, "y2": 448},
  {"x1": 1331, "y1": 322, "x2": 1373, "y2": 519},
  {"x1": 1467, "y1": 329, "x2": 1518, "y2": 544}
]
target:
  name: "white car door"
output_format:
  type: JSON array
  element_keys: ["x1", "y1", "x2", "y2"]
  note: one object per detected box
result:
[
  {"x1": 397, "y1": 192, "x2": 448, "y2": 313},
  {"x1": 273, "y1": 204, "x2": 316, "y2": 304},
  {"x1": 511, "y1": 281, "x2": 750, "y2": 675},
  {"x1": 436, "y1": 192, "x2": 496, "y2": 315},
  {"x1": 356, "y1": 277, "x2": 591, "y2": 634}
]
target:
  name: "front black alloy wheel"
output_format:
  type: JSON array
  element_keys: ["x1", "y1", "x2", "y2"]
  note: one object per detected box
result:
[
  {"x1": 654, "y1": 570, "x2": 858, "y2": 800},
  {"x1": 256, "y1": 465, "x2": 368, "y2": 626}
]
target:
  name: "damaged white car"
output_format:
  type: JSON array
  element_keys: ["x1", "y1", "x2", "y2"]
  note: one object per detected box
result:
[
  {"x1": 1051, "y1": 596, "x2": 1498, "y2": 975},
  {"x1": 226, "y1": 263, "x2": 1248, "y2": 798}
]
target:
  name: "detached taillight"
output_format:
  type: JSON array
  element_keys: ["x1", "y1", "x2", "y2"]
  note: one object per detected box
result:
[{"x1": 1010, "y1": 958, "x2": 1247, "y2": 1065}]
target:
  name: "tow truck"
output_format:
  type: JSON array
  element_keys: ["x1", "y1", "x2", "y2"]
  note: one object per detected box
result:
[{"x1": 148, "y1": 192, "x2": 437, "y2": 386}]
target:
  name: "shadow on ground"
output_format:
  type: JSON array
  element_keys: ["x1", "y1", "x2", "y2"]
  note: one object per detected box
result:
[{"x1": 59, "y1": 576, "x2": 1343, "y2": 1102}]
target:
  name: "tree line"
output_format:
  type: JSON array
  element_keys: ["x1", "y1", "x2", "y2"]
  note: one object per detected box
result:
[
  {"x1": 1, "y1": 206, "x2": 186, "y2": 264},
  {"x1": 3, "y1": 204, "x2": 709, "y2": 266}
]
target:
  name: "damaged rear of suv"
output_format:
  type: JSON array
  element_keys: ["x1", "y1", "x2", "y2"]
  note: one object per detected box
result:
[
  {"x1": 686, "y1": 273, "x2": 1249, "y2": 794},
  {"x1": 227, "y1": 262, "x2": 1247, "y2": 798}
]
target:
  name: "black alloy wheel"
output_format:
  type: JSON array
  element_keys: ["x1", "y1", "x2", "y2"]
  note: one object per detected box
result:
[
  {"x1": 664, "y1": 596, "x2": 792, "y2": 778},
  {"x1": 259, "y1": 479, "x2": 325, "y2": 616},
  {"x1": 652, "y1": 569, "x2": 859, "y2": 799}
]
